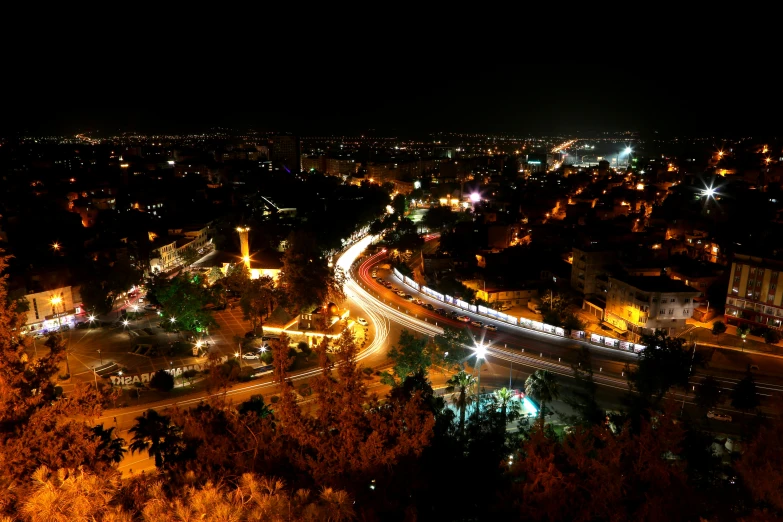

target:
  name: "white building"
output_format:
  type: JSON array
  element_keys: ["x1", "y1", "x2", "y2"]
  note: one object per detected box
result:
[{"x1": 22, "y1": 286, "x2": 81, "y2": 334}]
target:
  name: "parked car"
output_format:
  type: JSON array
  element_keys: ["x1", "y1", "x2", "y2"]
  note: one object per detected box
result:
[
  {"x1": 471, "y1": 320, "x2": 483, "y2": 327},
  {"x1": 457, "y1": 315, "x2": 471, "y2": 323},
  {"x1": 484, "y1": 324, "x2": 498, "y2": 331},
  {"x1": 423, "y1": 303, "x2": 434, "y2": 310},
  {"x1": 435, "y1": 308, "x2": 447, "y2": 315},
  {"x1": 412, "y1": 298, "x2": 423, "y2": 305},
  {"x1": 144, "y1": 304, "x2": 158, "y2": 311},
  {"x1": 242, "y1": 351, "x2": 261, "y2": 360},
  {"x1": 403, "y1": 294, "x2": 413, "y2": 300},
  {"x1": 707, "y1": 410, "x2": 732, "y2": 422},
  {"x1": 357, "y1": 317, "x2": 369, "y2": 326}
]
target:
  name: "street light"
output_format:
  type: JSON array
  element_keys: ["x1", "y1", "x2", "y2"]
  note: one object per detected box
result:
[
  {"x1": 474, "y1": 342, "x2": 487, "y2": 414},
  {"x1": 122, "y1": 319, "x2": 129, "y2": 327}
]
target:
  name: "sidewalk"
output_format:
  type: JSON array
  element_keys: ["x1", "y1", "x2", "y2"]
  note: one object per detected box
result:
[{"x1": 680, "y1": 322, "x2": 783, "y2": 358}]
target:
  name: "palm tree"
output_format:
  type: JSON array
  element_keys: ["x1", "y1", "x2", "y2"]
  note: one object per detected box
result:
[
  {"x1": 446, "y1": 370, "x2": 475, "y2": 436},
  {"x1": 128, "y1": 409, "x2": 182, "y2": 468},
  {"x1": 525, "y1": 370, "x2": 560, "y2": 421},
  {"x1": 494, "y1": 387, "x2": 521, "y2": 426},
  {"x1": 92, "y1": 424, "x2": 127, "y2": 465}
]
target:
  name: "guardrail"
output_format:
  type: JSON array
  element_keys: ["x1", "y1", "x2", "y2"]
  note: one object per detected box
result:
[{"x1": 392, "y1": 267, "x2": 645, "y2": 354}]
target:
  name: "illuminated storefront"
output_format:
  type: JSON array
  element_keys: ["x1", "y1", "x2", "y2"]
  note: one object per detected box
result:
[{"x1": 21, "y1": 286, "x2": 81, "y2": 334}]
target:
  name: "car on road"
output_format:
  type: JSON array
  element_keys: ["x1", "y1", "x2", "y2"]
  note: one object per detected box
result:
[
  {"x1": 403, "y1": 294, "x2": 413, "y2": 300},
  {"x1": 457, "y1": 315, "x2": 471, "y2": 322},
  {"x1": 357, "y1": 317, "x2": 369, "y2": 326},
  {"x1": 412, "y1": 298, "x2": 423, "y2": 305},
  {"x1": 242, "y1": 351, "x2": 261, "y2": 360},
  {"x1": 484, "y1": 324, "x2": 498, "y2": 331},
  {"x1": 144, "y1": 304, "x2": 159, "y2": 311},
  {"x1": 470, "y1": 320, "x2": 483, "y2": 327},
  {"x1": 749, "y1": 364, "x2": 759, "y2": 372},
  {"x1": 423, "y1": 303, "x2": 434, "y2": 310},
  {"x1": 372, "y1": 271, "x2": 378, "y2": 277},
  {"x1": 707, "y1": 410, "x2": 732, "y2": 422},
  {"x1": 396, "y1": 290, "x2": 406, "y2": 297},
  {"x1": 435, "y1": 308, "x2": 447, "y2": 315}
]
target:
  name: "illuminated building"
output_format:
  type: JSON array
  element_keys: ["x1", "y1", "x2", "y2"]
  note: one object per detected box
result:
[
  {"x1": 725, "y1": 253, "x2": 783, "y2": 331},
  {"x1": 21, "y1": 286, "x2": 81, "y2": 334},
  {"x1": 605, "y1": 275, "x2": 700, "y2": 341}
]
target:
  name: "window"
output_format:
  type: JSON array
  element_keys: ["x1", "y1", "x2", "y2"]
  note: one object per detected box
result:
[
  {"x1": 670, "y1": 298, "x2": 676, "y2": 303},
  {"x1": 669, "y1": 309, "x2": 674, "y2": 315},
  {"x1": 652, "y1": 297, "x2": 658, "y2": 303},
  {"x1": 684, "y1": 298, "x2": 691, "y2": 304},
  {"x1": 659, "y1": 309, "x2": 666, "y2": 316},
  {"x1": 683, "y1": 309, "x2": 690, "y2": 316}
]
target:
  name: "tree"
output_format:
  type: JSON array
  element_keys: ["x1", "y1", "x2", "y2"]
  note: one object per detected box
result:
[
  {"x1": 494, "y1": 387, "x2": 521, "y2": 426},
  {"x1": 149, "y1": 369, "x2": 175, "y2": 392},
  {"x1": 273, "y1": 330, "x2": 434, "y2": 489},
  {"x1": 737, "y1": 323, "x2": 750, "y2": 339},
  {"x1": 223, "y1": 263, "x2": 250, "y2": 295},
  {"x1": 525, "y1": 370, "x2": 559, "y2": 420},
  {"x1": 695, "y1": 375, "x2": 722, "y2": 410},
  {"x1": 629, "y1": 330, "x2": 700, "y2": 400},
  {"x1": 79, "y1": 280, "x2": 114, "y2": 316},
  {"x1": 178, "y1": 245, "x2": 200, "y2": 267},
  {"x1": 239, "y1": 276, "x2": 275, "y2": 335},
  {"x1": 764, "y1": 329, "x2": 781, "y2": 344},
  {"x1": 154, "y1": 274, "x2": 217, "y2": 333},
  {"x1": 433, "y1": 327, "x2": 473, "y2": 370},
  {"x1": 562, "y1": 312, "x2": 586, "y2": 332},
  {"x1": 0, "y1": 254, "x2": 119, "y2": 498},
  {"x1": 445, "y1": 369, "x2": 475, "y2": 436},
  {"x1": 731, "y1": 372, "x2": 760, "y2": 411},
  {"x1": 711, "y1": 320, "x2": 727, "y2": 343},
  {"x1": 238, "y1": 394, "x2": 273, "y2": 418},
  {"x1": 735, "y1": 416, "x2": 783, "y2": 513},
  {"x1": 128, "y1": 409, "x2": 184, "y2": 468},
  {"x1": 385, "y1": 329, "x2": 430, "y2": 384},
  {"x1": 279, "y1": 230, "x2": 346, "y2": 314},
  {"x1": 391, "y1": 193, "x2": 408, "y2": 216},
  {"x1": 423, "y1": 206, "x2": 457, "y2": 231},
  {"x1": 562, "y1": 347, "x2": 604, "y2": 426}
]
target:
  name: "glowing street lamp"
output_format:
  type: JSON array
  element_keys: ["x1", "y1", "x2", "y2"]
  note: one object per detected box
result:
[
  {"x1": 474, "y1": 342, "x2": 487, "y2": 413},
  {"x1": 122, "y1": 319, "x2": 129, "y2": 327},
  {"x1": 470, "y1": 192, "x2": 481, "y2": 203},
  {"x1": 88, "y1": 315, "x2": 96, "y2": 322},
  {"x1": 51, "y1": 242, "x2": 61, "y2": 251},
  {"x1": 169, "y1": 317, "x2": 176, "y2": 324}
]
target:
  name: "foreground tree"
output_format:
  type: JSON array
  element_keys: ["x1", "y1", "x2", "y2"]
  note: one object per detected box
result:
[
  {"x1": 503, "y1": 405, "x2": 696, "y2": 521},
  {"x1": 384, "y1": 329, "x2": 430, "y2": 384},
  {"x1": 731, "y1": 372, "x2": 760, "y2": 412},
  {"x1": 128, "y1": 409, "x2": 184, "y2": 468},
  {"x1": 274, "y1": 330, "x2": 434, "y2": 491},
  {"x1": 0, "y1": 254, "x2": 121, "y2": 508},
  {"x1": 525, "y1": 370, "x2": 559, "y2": 421},
  {"x1": 628, "y1": 330, "x2": 700, "y2": 401},
  {"x1": 16, "y1": 467, "x2": 355, "y2": 521},
  {"x1": 562, "y1": 347, "x2": 604, "y2": 426},
  {"x1": 445, "y1": 369, "x2": 475, "y2": 436},
  {"x1": 695, "y1": 375, "x2": 722, "y2": 410}
]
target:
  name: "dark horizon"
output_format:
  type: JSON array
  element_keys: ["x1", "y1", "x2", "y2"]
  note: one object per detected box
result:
[{"x1": 2, "y1": 75, "x2": 780, "y2": 138}]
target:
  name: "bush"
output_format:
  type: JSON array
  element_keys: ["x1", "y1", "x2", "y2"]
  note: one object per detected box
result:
[
  {"x1": 750, "y1": 325, "x2": 769, "y2": 337},
  {"x1": 764, "y1": 329, "x2": 781, "y2": 344},
  {"x1": 736, "y1": 324, "x2": 750, "y2": 338},
  {"x1": 270, "y1": 395, "x2": 280, "y2": 404},
  {"x1": 260, "y1": 351, "x2": 273, "y2": 364},
  {"x1": 288, "y1": 347, "x2": 298, "y2": 359},
  {"x1": 220, "y1": 359, "x2": 241, "y2": 381},
  {"x1": 362, "y1": 366, "x2": 374, "y2": 376},
  {"x1": 149, "y1": 369, "x2": 175, "y2": 392},
  {"x1": 238, "y1": 366, "x2": 256, "y2": 382},
  {"x1": 297, "y1": 341, "x2": 312, "y2": 356}
]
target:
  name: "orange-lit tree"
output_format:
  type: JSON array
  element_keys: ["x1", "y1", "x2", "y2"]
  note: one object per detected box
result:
[{"x1": 273, "y1": 329, "x2": 434, "y2": 491}]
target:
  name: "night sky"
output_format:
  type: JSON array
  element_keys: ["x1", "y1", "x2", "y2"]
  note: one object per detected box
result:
[{"x1": 2, "y1": 74, "x2": 778, "y2": 137}]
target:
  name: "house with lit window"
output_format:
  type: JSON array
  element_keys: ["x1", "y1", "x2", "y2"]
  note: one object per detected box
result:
[
  {"x1": 604, "y1": 275, "x2": 700, "y2": 342},
  {"x1": 725, "y1": 253, "x2": 783, "y2": 331}
]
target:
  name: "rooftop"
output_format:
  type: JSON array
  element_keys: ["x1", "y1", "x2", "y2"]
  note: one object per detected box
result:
[{"x1": 610, "y1": 275, "x2": 700, "y2": 294}]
